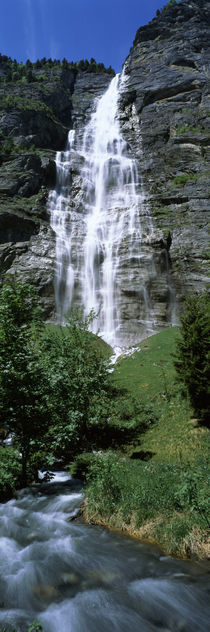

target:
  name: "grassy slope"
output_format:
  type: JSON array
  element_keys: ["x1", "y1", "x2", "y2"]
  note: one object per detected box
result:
[
  {"x1": 83, "y1": 327, "x2": 210, "y2": 558},
  {"x1": 112, "y1": 327, "x2": 208, "y2": 463}
]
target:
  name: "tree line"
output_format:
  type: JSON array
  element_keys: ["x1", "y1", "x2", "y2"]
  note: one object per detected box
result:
[{"x1": 0, "y1": 53, "x2": 115, "y2": 84}]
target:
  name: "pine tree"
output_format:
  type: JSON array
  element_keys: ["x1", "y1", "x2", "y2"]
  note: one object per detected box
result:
[{"x1": 174, "y1": 293, "x2": 210, "y2": 425}]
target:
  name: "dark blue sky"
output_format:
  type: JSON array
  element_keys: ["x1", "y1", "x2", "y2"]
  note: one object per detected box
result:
[{"x1": 1, "y1": 0, "x2": 168, "y2": 72}]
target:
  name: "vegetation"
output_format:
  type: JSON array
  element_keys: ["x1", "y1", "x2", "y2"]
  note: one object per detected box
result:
[
  {"x1": 40, "y1": 310, "x2": 113, "y2": 462},
  {"x1": 161, "y1": 0, "x2": 182, "y2": 13},
  {"x1": 172, "y1": 173, "x2": 197, "y2": 185},
  {"x1": 0, "y1": 94, "x2": 55, "y2": 116},
  {"x1": 174, "y1": 293, "x2": 210, "y2": 426},
  {"x1": 176, "y1": 124, "x2": 205, "y2": 135},
  {"x1": 0, "y1": 53, "x2": 115, "y2": 83},
  {"x1": 0, "y1": 446, "x2": 21, "y2": 500},
  {"x1": 80, "y1": 324, "x2": 209, "y2": 558},
  {"x1": 0, "y1": 281, "x2": 51, "y2": 486},
  {"x1": 0, "y1": 622, "x2": 42, "y2": 632},
  {"x1": 84, "y1": 453, "x2": 209, "y2": 556},
  {"x1": 0, "y1": 281, "x2": 209, "y2": 558},
  {"x1": 0, "y1": 281, "x2": 113, "y2": 488}
]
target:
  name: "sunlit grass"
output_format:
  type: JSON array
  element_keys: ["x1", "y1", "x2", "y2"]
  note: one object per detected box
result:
[{"x1": 112, "y1": 327, "x2": 209, "y2": 464}]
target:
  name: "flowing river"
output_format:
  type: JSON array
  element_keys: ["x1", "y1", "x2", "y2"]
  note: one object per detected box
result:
[{"x1": 0, "y1": 472, "x2": 209, "y2": 632}]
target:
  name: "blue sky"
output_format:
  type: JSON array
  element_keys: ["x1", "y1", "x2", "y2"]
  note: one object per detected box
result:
[{"x1": 1, "y1": 0, "x2": 168, "y2": 72}]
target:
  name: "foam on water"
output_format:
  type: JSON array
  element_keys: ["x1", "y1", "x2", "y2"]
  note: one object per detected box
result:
[{"x1": 0, "y1": 472, "x2": 209, "y2": 631}]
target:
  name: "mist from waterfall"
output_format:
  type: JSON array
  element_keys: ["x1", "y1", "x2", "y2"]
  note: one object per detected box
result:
[{"x1": 49, "y1": 73, "x2": 165, "y2": 347}]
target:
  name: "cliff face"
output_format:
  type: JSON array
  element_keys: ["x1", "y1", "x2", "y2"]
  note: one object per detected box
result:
[
  {"x1": 0, "y1": 0, "x2": 209, "y2": 338},
  {"x1": 0, "y1": 64, "x2": 111, "y2": 315},
  {"x1": 119, "y1": 0, "x2": 210, "y2": 306}
]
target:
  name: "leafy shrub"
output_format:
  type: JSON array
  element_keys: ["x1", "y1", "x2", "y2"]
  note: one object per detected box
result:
[
  {"x1": 0, "y1": 446, "x2": 21, "y2": 501},
  {"x1": 70, "y1": 452, "x2": 99, "y2": 481}
]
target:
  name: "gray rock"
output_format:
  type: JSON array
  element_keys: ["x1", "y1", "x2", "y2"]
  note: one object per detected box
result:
[{"x1": 0, "y1": 0, "x2": 209, "y2": 332}]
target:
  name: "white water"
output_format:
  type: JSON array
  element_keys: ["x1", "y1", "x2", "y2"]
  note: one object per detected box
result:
[
  {"x1": 49, "y1": 129, "x2": 76, "y2": 321},
  {"x1": 0, "y1": 473, "x2": 209, "y2": 631},
  {"x1": 49, "y1": 73, "x2": 156, "y2": 347}
]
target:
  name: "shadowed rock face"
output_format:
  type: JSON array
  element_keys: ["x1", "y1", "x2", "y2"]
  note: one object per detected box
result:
[
  {"x1": 0, "y1": 0, "x2": 209, "y2": 338},
  {"x1": 119, "y1": 0, "x2": 210, "y2": 308}
]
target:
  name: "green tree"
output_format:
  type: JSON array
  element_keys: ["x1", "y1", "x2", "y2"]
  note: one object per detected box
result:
[
  {"x1": 41, "y1": 310, "x2": 111, "y2": 459},
  {"x1": 0, "y1": 281, "x2": 50, "y2": 485},
  {"x1": 0, "y1": 281, "x2": 112, "y2": 484},
  {"x1": 174, "y1": 293, "x2": 210, "y2": 425}
]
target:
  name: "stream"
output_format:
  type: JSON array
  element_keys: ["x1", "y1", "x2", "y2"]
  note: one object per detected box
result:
[{"x1": 0, "y1": 472, "x2": 209, "y2": 631}]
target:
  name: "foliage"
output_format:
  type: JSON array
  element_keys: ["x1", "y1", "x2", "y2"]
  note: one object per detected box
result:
[
  {"x1": 1, "y1": 94, "x2": 56, "y2": 120},
  {"x1": 172, "y1": 173, "x2": 197, "y2": 185},
  {"x1": 104, "y1": 395, "x2": 157, "y2": 449},
  {"x1": 70, "y1": 452, "x2": 99, "y2": 481},
  {"x1": 0, "y1": 52, "x2": 115, "y2": 82},
  {"x1": 0, "y1": 621, "x2": 43, "y2": 632},
  {"x1": 40, "y1": 310, "x2": 112, "y2": 460},
  {"x1": 0, "y1": 280, "x2": 51, "y2": 485},
  {"x1": 161, "y1": 0, "x2": 182, "y2": 13},
  {"x1": 174, "y1": 293, "x2": 210, "y2": 425},
  {"x1": 0, "y1": 446, "x2": 21, "y2": 500},
  {"x1": 0, "y1": 281, "x2": 115, "y2": 486},
  {"x1": 176, "y1": 124, "x2": 204, "y2": 135}
]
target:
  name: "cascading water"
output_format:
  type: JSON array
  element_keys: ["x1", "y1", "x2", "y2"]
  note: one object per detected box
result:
[
  {"x1": 49, "y1": 129, "x2": 76, "y2": 321},
  {"x1": 0, "y1": 472, "x2": 209, "y2": 632},
  {"x1": 49, "y1": 72, "x2": 173, "y2": 347}
]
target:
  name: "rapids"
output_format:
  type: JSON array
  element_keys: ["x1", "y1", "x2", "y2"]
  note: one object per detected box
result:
[{"x1": 0, "y1": 472, "x2": 209, "y2": 631}]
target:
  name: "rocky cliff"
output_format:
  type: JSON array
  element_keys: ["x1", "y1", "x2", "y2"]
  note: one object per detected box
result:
[
  {"x1": 0, "y1": 61, "x2": 111, "y2": 316},
  {"x1": 0, "y1": 0, "x2": 209, "y2": 340},
  {"x1": 120, "y1": 0, "x2": 210, "y2": 308}
]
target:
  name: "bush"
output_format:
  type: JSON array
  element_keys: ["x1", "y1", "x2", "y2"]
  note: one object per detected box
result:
[
  {"x1": 0, "y1": 446, "x2": 21, "y2": 501},
  {"x1": 70, "y1": 452, "x2": 99, "y2": 481}
]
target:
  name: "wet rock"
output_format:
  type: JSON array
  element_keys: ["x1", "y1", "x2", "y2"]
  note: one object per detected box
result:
[
  {"x1": 0, "y1": 0, "x2": 209, "y2": 332},
  {"x1": 33, "y1": 585, "x2": 59, "y2": 600}
]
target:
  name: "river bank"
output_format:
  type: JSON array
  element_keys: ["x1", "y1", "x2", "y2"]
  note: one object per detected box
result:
[
  {"x1": 82, "y1": 503, "x2": 210, "y2": 561},
  {"x1": 71, "y1": 446, "x2": 209, "y2": 561}
]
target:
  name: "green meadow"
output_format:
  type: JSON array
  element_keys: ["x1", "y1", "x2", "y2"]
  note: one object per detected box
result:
[{"x1": 79, "y1": 327, "x2": 209, "y2": 558}]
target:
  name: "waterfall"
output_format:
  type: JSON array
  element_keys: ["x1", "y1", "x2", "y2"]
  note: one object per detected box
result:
[
  {"x1": 49, "y1": 129, "x2": 76, "y2": 321},
  {"x1": 49, "y1": 73, "x2": 166, "y2": 347}
]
